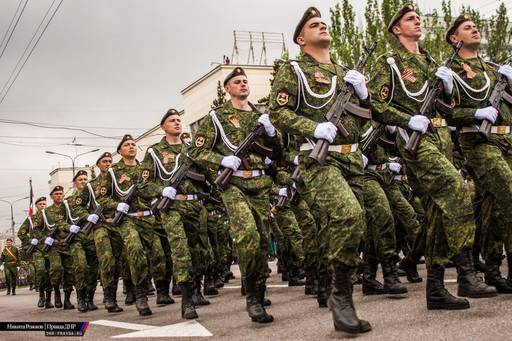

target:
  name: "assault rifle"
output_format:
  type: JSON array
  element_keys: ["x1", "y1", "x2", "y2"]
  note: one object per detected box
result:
[
  {"x1": 309, "y1": 41, "x2": 377, "y2": 165},
  {"x1": 112, "y1": 185, "x2": 138, "y2": 227},
  {"x1": 42, "y1": 227, "x2": 60, "y2": 253},
  {"x1": 63, "y1": 205, "x2": 104, "y2": 244},
  {"x1": 274, "y1": 165, "x2": 301, "y2": 210},
  {"x1": 405, "y1": 41, "x2": 463, "y2": 154}
]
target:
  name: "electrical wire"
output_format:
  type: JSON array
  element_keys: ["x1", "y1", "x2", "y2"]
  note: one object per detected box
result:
[{"x1": 0, "y1": 0, "x2": 29, "y2": 60}]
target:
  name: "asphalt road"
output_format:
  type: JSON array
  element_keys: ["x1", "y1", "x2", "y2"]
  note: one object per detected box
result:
[{"x1": 0, "y1": 261, "x2": 511, "y2": 340}]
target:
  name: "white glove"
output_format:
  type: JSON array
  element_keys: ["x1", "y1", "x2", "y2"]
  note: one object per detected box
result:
[
  {"x1": 44, "y1": 237, "x2": 55, "y2": 246},
  {"x1": 436, "y1": 66, "x2": 453, "y2": 94},
  {"x1": 388, "y1": 162, "x2": 402, "y2": 174},
  {"x1": 69, "y1": 225, "x2": 80, "y2": 234},
  {"x1": 0, "y1": 265, "x2": 3, "y2": 271},
  {"x1": 408, "y1": 115, "x2": 430, "y2": 133},
  {"x1": 314, "y1": 122, "x2": 337, "y2": 143},
  {"x1": 264, "y1": 157, "x2": 272, "y2": 165},
  {"x1": 344, "y1": 70, "x2": 368, "y2": 100},
  {"x1": 278, "y1": 187, "x2": 288, "y2": 197},
  {"x1": 386, "y1": 125, "x2": 396, "y2": 134},
  {"x1": 258, "y1": 114, "x2": 276, "y2": 137},
  {"x1": 221, "y1": 155, "x2": 241, "y2": 171},
  {"x1": 475, "y1": 106, "x2": 498, "y2": 123},
  {"x1": 162, "y1": 186, "x2": 177, "y2": 200},
  {"x1": 87, "y1": 214, "x2": 99, "y2": 224},
  {"x1": 31, "y1": 238, "x2": 38, "y2": 246},
  {"x1": 293, "y1": 155, "x2": 299, "y2": 166},
  {"x1": 499, "y1": 64, "x2": 512, "y2": 84},
  {"x1": 362, "y1": 154, "x2": 368, "y2": 168},
  {"x1": 116, "y1": 202, "x2": 129, "y2": 214}
]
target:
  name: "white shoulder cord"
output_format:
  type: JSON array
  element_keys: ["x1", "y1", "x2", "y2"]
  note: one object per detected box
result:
[
  {"x1": 147, "y1": 148, "x2": 181, "y2": 182},
  {"x1": 108, "y1": 168, "x2": 134, "y2": 197},
  {"x1": 361, "y1": 125, "x2": 374, "y2": 139},
  {"x1": 290, "y1": 61, "x2": 337, "y2": 110},
  {"x1": 86, "y1": 183, "x2": 99, "y2": 208},
  {"x1": 386, "y1": 57, "x2": 429, "y2": 103},
  {"x1": 209, "y1": 111, "x2": 238, "y2": 152},
  {"x1": 452, "y1": 71, "x2": 490, "y2": 102},
  {"x1": 42, "y1": 209, "x2": 56, "y2": 230},
  {"x1": 63, "y1": 199, "x2": 79, "y2": 223}
]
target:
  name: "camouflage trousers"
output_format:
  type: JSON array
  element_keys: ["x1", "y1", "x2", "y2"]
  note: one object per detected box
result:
[
  {"x1": 363, "y1": 173, "x2": 396, "y2": 261},
  {"x1": 70, "y1": 238, "x2": 98, "y2": 291},
  {"x1": 119, "y1": 216, "x2": 167, "y2": 286},
  {"x1": 274, "y1": 204, "x2": 305, "y2": 270},
  {"x1": 398, "y1": 128, "x2": 475, "y2": 266},
  {"x1": 92, "y1": 224, "x2": 123, "y2": 289},
  {"x1": 462, "y1": 139, "x2": 512, "y2": 258},
  {"x1": 27, "y1": 260, "x2": 36, "y2": 287},
  {"x1": 32, "y1": 251, "x2": 51, "y2": 291},
  {"x1": 206, "y1": 207, "x2": 229, "y2": 274},
  {"x1": 4, "y1": 262, "x2": 17, "y2": 289},
  {"x1": 221, "y1": 176, "x2": 272, "y2": 285},
  {"x1": 162, "y1": 200, "x2": 212, "y2": 284},
  {"x1": 300, "y1": 154, "x2": 365, "y2": 269},
  {"x1": 48, "y1": 246, "x2": 74, "y2": 290}
]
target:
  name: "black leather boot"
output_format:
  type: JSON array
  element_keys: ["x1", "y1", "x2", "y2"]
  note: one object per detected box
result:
[
  {"x1": 317, "y1": 271, "x2": 328, "y2": 308},
  {"x1": 63, "y1": 289, "x2": 75, "y2": 310},
  {"x1": 203, "y1": 273, "x2": 219, "y2": 296},
  {"x1": 304, "y1": 267, "x2": 317, "y2": 295},
  {"x1": 398, "y1": 254, "x2": 423, "y2": 283},
  {"x1": 37, "y1": 289, "x2": 45, "y2": 308},
  {"x1": 507, "y1": 252, "x2": 512, "y2": 287},
  {"x1": 288, "y1": 267, "x2": 306, "y2": 286},
  {"x1": 484, "y1": 252, "x2": 512, "y2": 293},
  {"x1": 256, "y1": 283, "x2": 271, "y2": 307},
  {"x1": 45, "y1": 290, "x2": 54, "y2": 309},
  {"x1": 214, "y1": 273, "x2": 224, "y2": 288},
  {"x1": 245, "y1": 276, "x2": 273, "y2": 323},
  {"x1": 362, "y1": 259, "x2": 385, "y2": 295},
  {"x1": 382, "y1": 256, "x2": 408, "y2": 296},
  {"x1": 87, "y1": 289, "x2": 98, "y2": 311},
  {"x1": 135, "y1": 280, "x2": 152, "y2": 316},
  {"x1": 328, "y1": 264, "x2": 371, "y2": 335},
  {"x1": 54, "y1": 287, "x2": 63, "y2": 308},
  {"x1": 179, "y1": 282, "x2": 198, "y2": 319},
  {"x1": 11, "y1": 286, "x2": 16, "y2": 295},
  {"x1": 156, "y1": 280, "x2": 174, "y2": 305},
  {"x1": 472, "y1": 246, "x2": 486, "y2": 272},
  {"x1": 124, "y1": 279, "x2": 135, "y2": 305},
  {"x1": 77, "y1": 289, "x2": 88, "y2": 313},
  {"x1": 426, "y1": 264, "x2": 470, "y2": 310},
  {"x1": 172, "y1": 279, "x2": 182, "y2": 296},
  {"x1": 453, "y1": 248, "x2": 497, "y2": 298},
  {"x1": 192, "y1": 277, "x2": 210, "y2": 306},
  {"x1": 6, "y1": 283, "x2": 10, "y2": 295},
  {"x1": 104, "y1": 287, "x2": 123, "y2": 313}
]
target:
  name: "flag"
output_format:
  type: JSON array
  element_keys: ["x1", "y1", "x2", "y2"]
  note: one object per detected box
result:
[{"x1": 28, "y1": 178, "x2": 34, "y2": 216}]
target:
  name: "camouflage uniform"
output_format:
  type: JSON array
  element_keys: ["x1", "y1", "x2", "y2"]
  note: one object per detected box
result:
[{"x1": 1, "y1": 244, "x2": 19, "y2": 293}]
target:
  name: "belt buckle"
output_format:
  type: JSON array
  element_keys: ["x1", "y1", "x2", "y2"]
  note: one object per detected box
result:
[
  {"x1": 177, "y1": 194, "x2": 187, "y2": 202},
  {"x1": 431, "y1": 117, "x2": 442, "y2": 128},
  {"x1": 136, "y1": 211, "x2": 144, "y2": 217},
  {"x1": 243, "y1": 170, "x2": 253, "y2": 178},
  {"x1": 496, "y1": 126, "x2": 507, "y2": 135},
  {"x1": 376, "y1": 164, "x2": 383, "y2": 171},
  {"x1": 401, "y1": 175, "x2": 407, "y2": 181},
  {"x1": 340, "y1": 144, "x2": 351, "y2": 154}
]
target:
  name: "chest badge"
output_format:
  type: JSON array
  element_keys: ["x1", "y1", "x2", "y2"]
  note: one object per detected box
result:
[
  {"x1": 228, "y1": 114, "x2": 241, "y2": 128},
  {"x1": 162, "y1": 151, "x2": 175, "y2": 164},
  {"x1": 276, "y1": 89, "x2": 289, "y2": 106},
  {"x1": 401, "y1": 68, "x2": 417, "y2": 83},
  {"x1": 314, "y1": 71, "x2": 331, "y2": 85},
  {"x1": 379, "y1": 85, "x2": 390, "y2": 101},
  {"x1": 75, "y1": 198, "x2": 82, "y2": 205},
  {"x1": 195, "y1": 135, "x2": 205, "y2": 147},
  {"x1": 141, "y1": 169, "x2": 150, "y2": 180},
  {"x1": 462, "y1": 63, "x2": 476, "y2": 79}
]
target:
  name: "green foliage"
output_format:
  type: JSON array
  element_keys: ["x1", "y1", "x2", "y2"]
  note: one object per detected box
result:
[
  {"x1": 211, "y1": 80, "x2": 226, "y2": 109},
  {"x1": 486, "y1": 2, "x2": 511, "y2": 63}
]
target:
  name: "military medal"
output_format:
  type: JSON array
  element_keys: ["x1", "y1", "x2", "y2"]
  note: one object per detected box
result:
[
  {"x1": 401, "y1": 68, "x2": 417, "y2": 83},
  {"x1": 314, "y1": 71, "x2": 331, "y2": 84},
  {"x1": 462, "y1": 63, "x2": 476, "y2": 79},
  {"x1": 162, "y1": 151, "x2": 175, "y2": 164},
  {"x1": 228, "y1": 114, "x2": 241, "y2": 128}
]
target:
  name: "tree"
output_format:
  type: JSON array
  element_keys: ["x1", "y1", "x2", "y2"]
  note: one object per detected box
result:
[
  {"x1": 486, "y1": 2, "x2": 510, "y2": 63},
  {"x1": 211, "y1": 80, "x2": 226, "y2": 109},
  {"x1": 329, "y1": 0, "x2": 363, "y2": 67}
]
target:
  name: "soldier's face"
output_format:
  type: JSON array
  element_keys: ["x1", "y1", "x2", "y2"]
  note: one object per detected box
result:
[
  {"x1": 119, "y1": 140, "x2": 137, "y2": 158},
  {"x1": 74, "y1": 175, "x2": 88, "y2": 190},
  {"x1": 452, "y1": 21, "x2": 480, "y2": 49},
  {"x1": 97, "y1": 157, "x2": 112, "y2": 172},
  {"x1": 298, "y1": 17, "x2": 331, "y2": 48},
  {"x1": 36, "y1": 201, "x2": 46, "y2": 211},
  {"x1": 394, "y1": 12, "x2": 422, "y2": 40},
  {"x1": 6, "y1": 240, "x2": 12, "y2": 247},
  {"x1": 161, "y1": 115, "x2": 182, "y2": 136},
  {"x1": 51, "y1": 191, "x2": 64, "y2": 204},
  {"x1": 225, "y1": 76, "x2": 250, "y2": 100}
]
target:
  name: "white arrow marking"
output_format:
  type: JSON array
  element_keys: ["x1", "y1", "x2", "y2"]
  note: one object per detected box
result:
[
  {"x1": 90, "y1": 320, "x2": 157, "y2": 331},
  {"x1": 111, "y1": 320, "x2": 212, "y2": 338},
  {"x1": 223, "y1": 284, "x2": 289, "y2": 289}
]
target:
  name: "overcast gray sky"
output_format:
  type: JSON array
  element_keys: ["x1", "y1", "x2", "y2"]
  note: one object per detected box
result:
[{"x1": 0, "y1": 0, "x2": 506, "y2": 233}]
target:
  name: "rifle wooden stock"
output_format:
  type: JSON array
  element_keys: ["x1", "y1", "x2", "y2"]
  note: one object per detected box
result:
[{"x1": 405, "y1": 41, "x2": 463, "y2": 154}]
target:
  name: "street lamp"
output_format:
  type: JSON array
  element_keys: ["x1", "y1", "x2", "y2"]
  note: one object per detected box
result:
[
  {"x1": 0, "y1": 196, "x2": 29, "y2": 245},
  {"x1": 45, "y1": 148, "x2": 100, "y2": 177}
]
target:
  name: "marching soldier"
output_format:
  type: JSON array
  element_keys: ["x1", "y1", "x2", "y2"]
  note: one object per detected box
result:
[
  {"x1": 369, "y1": 4, "x2": 497, "y2": 310},
  {"x1": 1, "y1": 238, "x2": 19, "y2": 295},
  {"x1": 269, "y1": 7, "x2": 372, "y2": 334},
  {"x1": 189, "y1": 67, "x2": 282, "y2": 323},
  {"x1": 445, "y1": 14, "x2": 512, "y2": 293}
]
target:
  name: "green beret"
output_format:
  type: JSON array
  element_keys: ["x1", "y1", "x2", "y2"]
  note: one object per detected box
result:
[
  {"x1": 160, "y1": 108, "x2": 180, "y2": 126},
  {"x1": 117, "y1": 134, "x2": 134, "y2": 152},
  {"x1": 293, "y1": 7, "x2": 321, "y2": 44},
  {"x1": 387, "y1": 3, "x2": 415, "y2": 33},
  {"x1": 445, "y1": 13, "x2": 472, "y2": 45},
  {"x1": 96, "y1": 152, "x2": 112, "y2": 165},
  {"x1": 223, "y1": 67, "x2": 247, "y2": 86},
  {"x1": 35, "y1": 196, "x2": 46, "y2": 204},
  {"x1": 72, "y1": 170, "x2": 88, "y2": 182},
  {"x1": 50, "y1": 185, "x2": 64, "y2": 195}
]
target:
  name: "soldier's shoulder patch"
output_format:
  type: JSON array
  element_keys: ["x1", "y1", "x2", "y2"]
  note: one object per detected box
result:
[
  {"x1": 75, "y1": 197, "x2": 82, "y2": 205},
  {"x1": 276, "y1": 89, "x2": 289, "y2": 106},
  {"x1": 21, "y1": 229, "x2": 27, "y2": 235},
  {"x1": 379, "y1": 84, "x2": 390, "y2": 101},
  {"x1": 195, "y1": 135, "x2": 205, "y2": 147},
  {"x1": 99, "y1": 186, "x2": 107, "y2": 196}
]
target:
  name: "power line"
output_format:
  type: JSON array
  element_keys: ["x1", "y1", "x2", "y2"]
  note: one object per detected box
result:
[
  {"x1": 0, "y1": 0, "x2": 64, "y2": 105},
  {"x1": 0, "y1": 0, "x2": 29, "y2": 60}
]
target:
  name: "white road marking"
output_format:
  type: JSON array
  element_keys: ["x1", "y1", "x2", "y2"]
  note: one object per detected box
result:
[
  {"x1": 90, "y1": 320, "x2": 156, "y2": 331},
  {"x1": 223, "y1": 284, "x2": 289, "y2": 289},
  {"x1": 444, "y1": 279, "x2": 457, "y2": 283},
  {"x1": 111, "y1": 320, "x2": 212, "y2": 338}
]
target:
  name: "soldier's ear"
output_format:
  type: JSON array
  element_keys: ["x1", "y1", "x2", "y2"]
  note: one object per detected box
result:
[
  {"x1": 392, "y1": 25, "x2": 401, "y2": 36},
  {"x1": 297, "y1": 35, "x2": 306, "y2": 47},
  {"x1": 449, "y1": 34, "x2": 458, "y2": 45}
]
